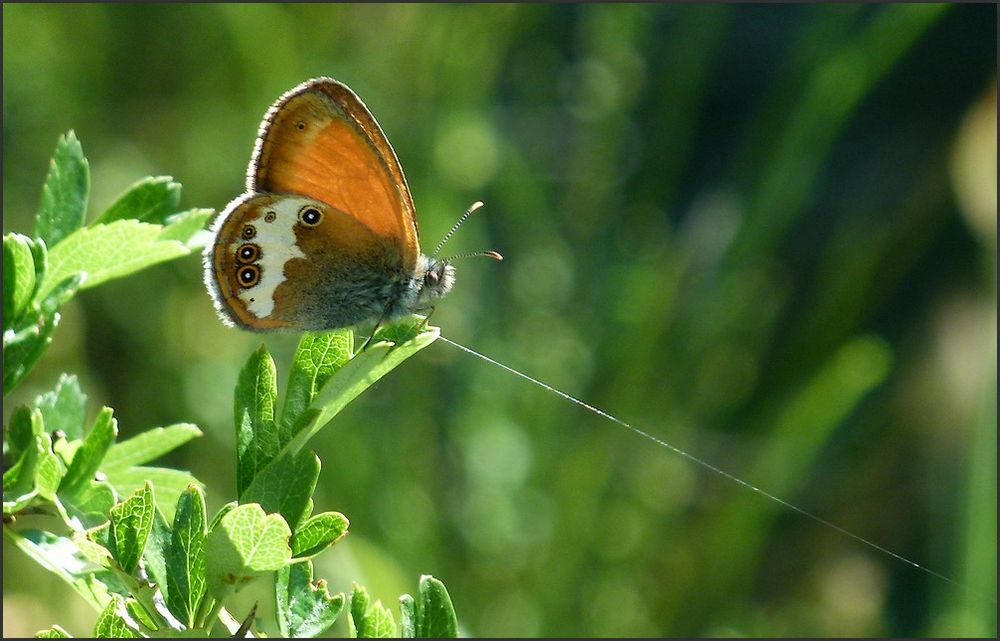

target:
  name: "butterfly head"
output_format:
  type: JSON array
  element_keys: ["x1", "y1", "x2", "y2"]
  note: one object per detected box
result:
[{"x1": 417, "y1": 255, "x2": 456, "y2": 305}]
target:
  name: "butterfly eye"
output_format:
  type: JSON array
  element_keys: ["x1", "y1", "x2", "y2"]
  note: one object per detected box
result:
[
  {"x1": 298, "y1": 207, "x2": 323, "y2": 227},
  {"x1": 236, "y1": 244, "x2": 261, "y2": 264},
  {"x1": 237, "y1": 265, "x2": 261, "y2": 288},
  {"x1": 425, "y1": 270, "x2": 440, "y2": 286},
  {"x1": 242, "y1": 225, "x2": 256, "y2": 240}
]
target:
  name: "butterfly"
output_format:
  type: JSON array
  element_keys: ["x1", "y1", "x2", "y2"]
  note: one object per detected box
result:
[{"x1": 203, "y1": 77, "x2": 497, "y2": 333}]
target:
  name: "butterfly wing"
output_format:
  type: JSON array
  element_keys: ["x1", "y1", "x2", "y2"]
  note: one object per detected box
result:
[
  {"x1": 248, "y1": 77, "x2": 420, "y2": 269},
  {"x1": 205, "y1": 193, "x2": 406, "y2": 331}
]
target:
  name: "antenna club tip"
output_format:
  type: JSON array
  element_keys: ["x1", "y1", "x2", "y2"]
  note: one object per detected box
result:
[
  {"x1": 471, "y1": 200, "x2": 485, "y2": 210},
  {"x1": 487, "y1": 250, "x2": 504, "y2": 262}
]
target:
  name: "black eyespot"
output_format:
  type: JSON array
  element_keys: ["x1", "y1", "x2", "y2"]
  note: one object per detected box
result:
[
  {"x1": 264, "y1": 210, "x2": 277, "y2": 223},
  {"x1": 295, "y1": 121, "x2": 306, "y2": 131},
  {"x1": 298, "y1": 206, "x2": 322, "y2": 227},
  {"x1": 242, "y1": 225, "x2": 256, "y2": 239},
  {"x1": 236, "y1": 243, "x2": 261, "y2": 264},
  {"x1": 238, "y1": 265, "x2": 261, "y2": 288}
]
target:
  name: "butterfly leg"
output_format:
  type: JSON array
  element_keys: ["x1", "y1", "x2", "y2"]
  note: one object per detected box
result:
[
  {"x1": 413, "y1": 306, "x2": 436, "y2": 331},
  {"x1": 361, "y1": 306, "x2": 393, "y2": 352},
  {"x1": 361, "y1": 319, "x2": 384, "y2": 352}
]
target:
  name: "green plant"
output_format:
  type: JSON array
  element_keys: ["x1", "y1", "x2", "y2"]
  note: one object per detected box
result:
[{"x1": 4, "y1": 132, "x2": 460, "y2": 638}]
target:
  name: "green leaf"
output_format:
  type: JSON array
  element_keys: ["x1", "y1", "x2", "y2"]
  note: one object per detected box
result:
[
  {"x1": 239, "y1": 450, "x2": 320, "y2": 533},
  {"x1": 39, "y1": 219, "x2": 190, "y2": 299},
  {"x1": 51, "y1": 431, "x2": 80, "y2": 467},
  {"x1": 275, "y1": 561, "x2": 345, "y2": 638},
  {"x1": 12, "y1": 529, "x2": 116, "y2": 612},
  {"x1": 35, "y1": 373, "x2": 88, "y2": 441},
  {"x1": 102, "y1": 423, "x2": 202, "y2": 471},
  {"x1": 415, "y1": 575, "x2": 458, "y2": 638},
  {"x1": 349, "y1": 583, "x2": 399, "y2": 638},
  {"x1": 4, "y1": 233, "x2": 38, "y2": 328},
  {"x1": 59, "y1": 407, "x2": 117, "y2": 497},
  {"x1": 3, "y1": 274, "x2": 83, "y2": 396},
  {"x1": 35, "y1": 131, "x2": 90, "y2": 249},
  {"x1": 3, "y1": 425, "x2": 43, "y2": 511},
  {"x1": 370, "y1": 314, "x2": 430, "y2": 346},
  {"x1": 3, "y1": 409, "x2": 63, "y2": 513},
  {"x1": 92, "y1": 176, "x2": 180, "y2": 226},
  {"x1": 35, "y1": 625, "x2": 72, "y2": 638},
  {"x1": 166, "y1": 485, "x2": 207, "y2": 628},
  {"x1": 362, "y1": 600, "x2": 397, "y2": 638},
  {"x1": 29, "y1": 232, "x2": 49, "y2": 283},
  {"x1": 158, "y1": 208, "x2": 214, "y2": 247},
  {"x1": 280, "y1": 330, "x2": 353, "y2": 443},
  {"x1": 299, "y1": 498, "x2": 314, "y2": 524},
  {"x1": 34, "y1": 431, "x2": 65, "y2": 501},
  {"x1": 142, "y1": 508, "x2": 172, "y2": 607},
  {"x1": 204, "y1": 503, "x2": 292, "y2": 599},
  {"x1": 286, "y1": 324, "x2": 439, "y2": 454},
  {"x1": 207, "y1": 501, "x2": 237, "y2": 535},
  {"x1": 77, "y1": 522, "x2": 114, "y2": 567},
  {"x1": 109, "y1": 482, "x2": 155, "y2": 575},
  {"x1": 93, "y1": 596, "x2": 141, "y2": 638},
  {"x1": 6, "y1": 405, "x2": 37, "y2": 464},
  {"x1": 62, "y1": 479, "x2": 117, "y2": 530},
  {"x1": 349, "y1": 584, "x2": 369, "y2": 639},
  {"x1": 124, "y1": 599, "x2": 158, "y2": 634},
  {"x1": 398, "y1": 595, "x2": 416, "y2": 638},
  {"x1": 104, "y1": 466, "x2": 201, "y2": 524},
  {"x1": 291, "y1": 511, "x2": 349, "y2": 559},
  {"x1": 235, "y1": 345, "x2": 279, "y2": 496}
]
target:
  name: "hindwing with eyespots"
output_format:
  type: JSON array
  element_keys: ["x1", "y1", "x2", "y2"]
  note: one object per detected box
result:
[{"x1": 204, "y1": 192, "x2": 406, "y2": 331}]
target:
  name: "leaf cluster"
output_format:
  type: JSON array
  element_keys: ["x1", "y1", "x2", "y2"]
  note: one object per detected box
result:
[{"x1": 5, "y1": 132, "x2": 458, "y2": 638}]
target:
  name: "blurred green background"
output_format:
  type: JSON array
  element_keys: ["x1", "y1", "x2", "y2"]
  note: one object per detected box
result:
[{"x1": 3, "y1": 3, "x2": 996, "y2": 637}]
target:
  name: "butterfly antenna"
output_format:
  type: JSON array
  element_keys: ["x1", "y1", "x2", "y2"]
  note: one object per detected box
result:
[
  {"x1": 433, "y1": 201, "x2": 485, "y2": 257},
  {"x1": 444, "y1": 249, "x2": 504, "y2": 262}
]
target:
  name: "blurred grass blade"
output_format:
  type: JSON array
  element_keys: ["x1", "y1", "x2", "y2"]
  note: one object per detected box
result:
[
  {"x1": 735, "y1": 3, "x2": 950, "y2": 259},
  {"x1": 697, "y1": 335, "x2": 893, "y2": 612}
]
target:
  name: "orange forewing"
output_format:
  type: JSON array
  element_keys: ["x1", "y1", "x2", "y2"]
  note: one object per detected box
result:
[{"x1": 249, "y1": 78, "x2": 419, "y2": 268}]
